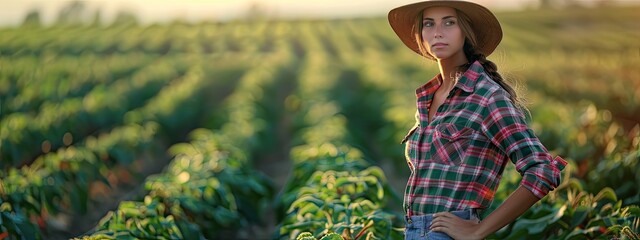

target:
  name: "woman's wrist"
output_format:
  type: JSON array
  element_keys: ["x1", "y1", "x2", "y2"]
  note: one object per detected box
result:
[
  {"x1": 471, "y1": 186, "x2": 540, "y2": 239},
  {"x1": 473, "y1": 220, "x2": 490, "y2": 239}
]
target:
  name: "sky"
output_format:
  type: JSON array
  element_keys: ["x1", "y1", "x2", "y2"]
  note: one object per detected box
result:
[{"x1": 0, "y1": 0, "x2": 637, "y2": 26}]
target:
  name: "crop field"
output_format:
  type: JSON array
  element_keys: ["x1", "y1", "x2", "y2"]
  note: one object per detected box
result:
[{"x1": 1, "y1": 5, "x2": 639, "y2": 240}]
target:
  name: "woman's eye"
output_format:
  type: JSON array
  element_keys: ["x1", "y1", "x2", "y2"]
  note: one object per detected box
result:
[
  {"x1": 445, "y1": 20, "x2": 456, "y2": 26},
  {"x1": 423, "y1": 21, "x2": 434, "y2": 27}
]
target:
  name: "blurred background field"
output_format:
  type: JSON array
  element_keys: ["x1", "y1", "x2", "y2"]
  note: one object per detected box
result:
[{"x1": 0, "y1": 0, "x2": 639, "y2": 239}]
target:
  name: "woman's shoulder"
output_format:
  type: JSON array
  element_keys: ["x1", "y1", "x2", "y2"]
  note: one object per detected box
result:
[{"x1": 473, "y1": 71, "x2": 511, "y2": 101}]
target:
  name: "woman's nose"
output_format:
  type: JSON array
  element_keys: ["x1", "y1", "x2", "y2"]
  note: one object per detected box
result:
[{"x1": 434, "y1": 25, "x2": 443, "y2": 38}]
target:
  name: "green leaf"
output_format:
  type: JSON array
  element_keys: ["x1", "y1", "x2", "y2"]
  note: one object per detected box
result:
[
  {"x1": 213, "y1": 207, "x2": 238, "y2": 226},
  {"x1": 566, "y1": 226, "x2": 602, "y2": 240},
  {"x1": 376, "y1": 181, "x2": 384, "y2": 200},
  {"x1": 320, "y1": 232, "x2": 344, "y2": 240},
  {"x1": 626, "y1": 205, "x2": 640, "y2": 216},
  {"x1": 299, "y1": 203, "x2": 320, "y2": 217},
  {"x1": 296, "y1": 232, "x2": 316, "y2": 240},
  {"x1": 175, "y1": 220, "x2": 203, "y2": 240},
  {"x1": 289, "y1": 196, "x2": 324, "y2": 212},
  {"x1": 14, "y1": 218, "x2": 39, "y2": 240},
  {"x1": 594, "y1": 187, "x2": 617, "y2": 204},
  {"x1": 511, "y1": 205, "x2": 566, "y2": 235},
  {"x1": 282, "y1": 221, "x2": 321, "y2": 231},
  {"x1": 571, "y1": 205, "x2": 590, "y2": 229}
]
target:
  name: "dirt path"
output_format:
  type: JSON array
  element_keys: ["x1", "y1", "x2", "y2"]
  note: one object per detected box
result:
[
  {"x1": 246, "y1": 69, "x2": 298, "y2": 239},
  {"x1": 249, "y1": 113, "x2": 294, "y2": 238}
]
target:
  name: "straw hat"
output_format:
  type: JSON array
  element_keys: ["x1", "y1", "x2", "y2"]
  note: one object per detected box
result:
[{"x1": 388, "y1": 0, "x2": 502, "y2": 60}]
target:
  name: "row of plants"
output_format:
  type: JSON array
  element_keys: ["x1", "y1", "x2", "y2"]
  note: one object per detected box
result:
[
  {"x1": 0, "y1": 20, "x2": 283, "y2": 57},
  {"x1": 76, "y1": 50, "x2": 294, "y2": 239},
  {"x1": 497, "y1": 6, "x2": 640, "y2": 52},
  {"x1": 497, "y1": 7, "x2": 640, "y2": 125},
  {"x1": 281, "y1": 145, "x2": 402, "y2": 240},
  {"x1": 1, "y1": 57, "x2": 190, "y2": 168},
  {"x1": 0, "y1": 53, "x2": 154, "y2": 115},
  {"x1": 0, "y1": 121, "x2": 159, "y2": 239},
  {"x1": 0, "y1": 61, "x2": 234, "y2": 238},
  {"x1": 276, "y1": 50, "x2": 403, "y2": 240},
  {"x1": 509, "y1": 50, "x2": 640, "y2": 126},
  {"x1": 78, "y1": 129, "x2": 273, "y2": 239}
]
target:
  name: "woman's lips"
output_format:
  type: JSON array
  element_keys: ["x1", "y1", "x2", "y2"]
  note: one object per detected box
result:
[{"x1": 432, "y1": 43, "x2": 448, "y2": 48}]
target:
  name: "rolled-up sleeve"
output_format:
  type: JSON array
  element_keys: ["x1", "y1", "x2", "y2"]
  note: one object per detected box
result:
[{"x1": 481, "y1": 91, "x2": 567, "y2": 199}]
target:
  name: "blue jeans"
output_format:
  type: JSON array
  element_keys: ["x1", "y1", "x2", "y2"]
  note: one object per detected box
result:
[{"x1": 404, "y1": 209, "x2": 479, "y2": 240}]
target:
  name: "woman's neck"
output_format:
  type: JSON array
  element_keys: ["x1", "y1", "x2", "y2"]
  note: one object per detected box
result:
[{"x1": 436, "y1": 56, "x2": 467, "y2": 90}]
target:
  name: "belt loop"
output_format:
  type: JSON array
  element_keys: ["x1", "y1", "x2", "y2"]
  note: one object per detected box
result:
[{"x1": 420, "y1": 216, "x2": 426, "y2": 237}]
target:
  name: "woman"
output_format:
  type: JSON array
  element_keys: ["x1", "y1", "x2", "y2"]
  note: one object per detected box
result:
[{"x1": 388, "y1": 1, "x2": 567, "y2": 239}]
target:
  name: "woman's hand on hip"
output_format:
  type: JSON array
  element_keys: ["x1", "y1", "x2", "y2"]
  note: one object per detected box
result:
[{"x1": 430, "y1": 212, "x2": 485, "y2": 240}]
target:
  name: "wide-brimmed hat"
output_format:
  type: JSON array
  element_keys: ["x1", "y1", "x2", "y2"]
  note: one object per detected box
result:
[{"x1": 388, "y1": 0, "x2": 502, "y2": 60}]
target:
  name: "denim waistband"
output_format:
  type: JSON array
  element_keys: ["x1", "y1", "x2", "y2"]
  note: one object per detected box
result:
[
  {"x1": 405, "y1": 208, "x2": 479, "y2": 225},
  {"x1": 404, "y1": 209, "x2": 480, "y2": 239}
]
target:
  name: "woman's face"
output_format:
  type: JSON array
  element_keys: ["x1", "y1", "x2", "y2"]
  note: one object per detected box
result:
[{"x1": 421, "y1": 6, "x2": 466, "y2": 61}]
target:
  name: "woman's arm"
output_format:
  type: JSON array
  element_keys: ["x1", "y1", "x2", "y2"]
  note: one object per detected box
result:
[{"x1": 430, "y1": 186, "x2": 539, "y2": 239}]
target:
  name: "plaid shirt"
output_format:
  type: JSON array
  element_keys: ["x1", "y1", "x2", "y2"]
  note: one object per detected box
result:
[{"x1": 402, "y1": 61, "x2": 566, "y2": 217}]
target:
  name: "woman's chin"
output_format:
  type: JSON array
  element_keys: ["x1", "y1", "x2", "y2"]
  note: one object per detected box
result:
[{"x1": 429, "y1": 51, "x2": 450, "y2": 60}]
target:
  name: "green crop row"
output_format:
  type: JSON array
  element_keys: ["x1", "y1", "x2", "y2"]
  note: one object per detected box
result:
[
  {"x1": 0, "y1": 60, "x2": 240, "y2": 238},
  {"x1": 278, "y1": 145, "x2": 403, "y2": 240},
  {"x1": 0, "y1": 122, "x2": 159, "y2": 239},
  {"x1": 76, "y1": 50, "x2": 293, "y2": 239},
  {"x1": 77, "y1": 129, "x2": 273, "y2": 239},
  {"x1": 0, "y1": 57, "x2": 188, "y2": 168},
  {"x1": 0, "y1": 53, "x2": 154, "y2": 115},
  {"x1": 0, "y1": 20, "x2": 281, "y2": 57},
  {"x1": 275, "y1": 48, "x2": 403, "y2": 240}
]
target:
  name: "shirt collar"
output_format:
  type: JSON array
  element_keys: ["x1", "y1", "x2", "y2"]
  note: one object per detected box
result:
[
  {"x1": 456, "y1": 60, "x2": 483, "y2": 93},
  {"x1": 415, "y1": 60, "x2": 484, "y2": 96}
]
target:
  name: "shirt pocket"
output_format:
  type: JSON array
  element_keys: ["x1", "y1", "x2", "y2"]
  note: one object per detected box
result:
[{"x1": 430, "y1": 123, "x2": 478, "y2": 166}]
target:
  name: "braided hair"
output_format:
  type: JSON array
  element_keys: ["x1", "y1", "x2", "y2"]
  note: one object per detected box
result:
[
  {"x1": 455, "y1": 10, "x2": 527, "y2": 114},
  {"x1": 459, "y1": 41, "x2": 527, "y2": 113}
]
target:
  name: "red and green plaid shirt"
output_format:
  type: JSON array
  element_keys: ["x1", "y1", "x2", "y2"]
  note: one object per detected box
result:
[{"x1": 402, "y1": 61, "x2": 566, "y2": 217}]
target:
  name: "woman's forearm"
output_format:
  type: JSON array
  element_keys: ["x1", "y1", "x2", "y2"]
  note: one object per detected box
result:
[{"x1": 475, "y1": 186, "x2": 540, "y2": 238}]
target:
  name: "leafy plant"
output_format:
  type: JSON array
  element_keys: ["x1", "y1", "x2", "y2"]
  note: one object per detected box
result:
[
  {"x1": 296, "y1": 232, "x2": 345, "y2": 240},
  {"x1": 493, "y1": 181, "x2": 640, "y2": 239},
  {"x1": 75, "y1": 199, "x2": 189, "y2": 240}
]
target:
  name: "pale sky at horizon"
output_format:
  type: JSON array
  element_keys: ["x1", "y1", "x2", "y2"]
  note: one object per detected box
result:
[{"x1": 1, "y1": 0, "x2": 638, "y2": 27}]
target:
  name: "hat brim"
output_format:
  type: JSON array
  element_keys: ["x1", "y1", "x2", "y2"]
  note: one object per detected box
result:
[{"x1": 388, "y1": 0, "x2": 502, "y2": 60}]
